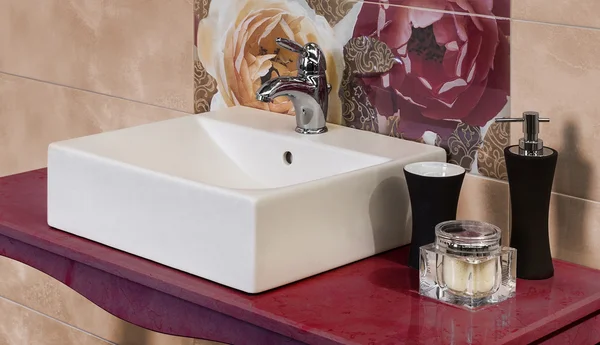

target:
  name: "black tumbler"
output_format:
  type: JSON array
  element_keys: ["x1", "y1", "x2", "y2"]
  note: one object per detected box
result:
[{"x1": 404, "y1": 162, "x2": 466, "y2": 269}]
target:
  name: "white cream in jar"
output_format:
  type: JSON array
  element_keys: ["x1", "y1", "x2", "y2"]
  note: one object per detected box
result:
[
  {"x1": 419, "y1": 220, "x2": 517, "y2": 309},
  {"x1": 434, "y1": 221, "x2": 506, "y2": 298}
]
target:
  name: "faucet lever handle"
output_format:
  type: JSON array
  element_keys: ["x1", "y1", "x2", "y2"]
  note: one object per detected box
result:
[
  {"x1": 275, "y1": 37, "x2": 326, "y2": 74},
  {"x1": 276, "y1": 38, "x2": 304, "y2": 54}
]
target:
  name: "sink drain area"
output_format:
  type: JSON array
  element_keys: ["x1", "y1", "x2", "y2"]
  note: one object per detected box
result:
[{"x1": 283, "y1": 151, "x2": 293, "y2": 165}]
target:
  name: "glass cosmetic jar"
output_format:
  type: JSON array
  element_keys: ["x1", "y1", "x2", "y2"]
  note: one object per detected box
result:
[{"x1": 419, "y1": 220, "x2": 516, "y2": 309}]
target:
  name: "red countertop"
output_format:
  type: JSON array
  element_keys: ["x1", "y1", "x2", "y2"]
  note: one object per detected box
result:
[{"x1": 1, "y1": 169, "x2": 600, "y2": 345}]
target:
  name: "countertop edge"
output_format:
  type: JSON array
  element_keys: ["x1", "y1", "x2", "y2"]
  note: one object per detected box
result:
[
  {"x1": 4, "y1": 219, "x2": 600, "y2": 345},
  {"x1": 0, "y1": 222, "x2": 352, "y2": 345}
]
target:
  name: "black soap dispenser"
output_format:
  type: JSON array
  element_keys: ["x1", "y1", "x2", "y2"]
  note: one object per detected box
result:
[{"x1": 496, "y1": 112, "x2": 558, "y2": 280}]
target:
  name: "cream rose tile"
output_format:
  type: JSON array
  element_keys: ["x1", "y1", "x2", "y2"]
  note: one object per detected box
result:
[
  {"x1": 0, "y1": 73, "x2": 186, "y2": 178},
  {"x1": 0, "y1": 0, "x2": 194, "y2": 112},
  {"x1": 195, "y1": 0, "x2": 348, "y2": 124},
  {"x1": 0, "y1": 257, "x2": 217, "y2": 345},
  {"x1": 0, "y1": 297, "x2": 112, "y2": 345},
  {"x1": 457, "y1": 174, "x2": 510, "y2": 243},
  {"x1": 511, "y1": 21, "x2": 600, "y2": 202},
  {"x1": 512, "y1": 0, "x2": 600, "y2": 28},
  {"x1": 549, "y1": 193, "x2": 600, "y2": 270}
]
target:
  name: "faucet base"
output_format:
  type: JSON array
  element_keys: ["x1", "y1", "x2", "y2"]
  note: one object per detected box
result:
[{"x1": 295, "y1": 126, "x2": 328, "y2": 135}]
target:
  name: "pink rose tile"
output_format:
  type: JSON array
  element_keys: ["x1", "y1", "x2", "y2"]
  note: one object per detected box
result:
[{"x1": 341, "y1": 2, "x2": 510, "y2": 174}]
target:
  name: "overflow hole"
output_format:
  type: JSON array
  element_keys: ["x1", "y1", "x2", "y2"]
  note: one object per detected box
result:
[{"x1": 283, "y1": 151, "x2": 293, "y2": 165}]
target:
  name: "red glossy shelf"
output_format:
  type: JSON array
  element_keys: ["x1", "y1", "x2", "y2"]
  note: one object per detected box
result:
[{"x1": 1, "y1": 169, "x2": 600, "y2": 345}]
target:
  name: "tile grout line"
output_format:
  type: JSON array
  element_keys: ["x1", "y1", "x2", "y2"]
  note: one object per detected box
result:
[
  {"x1": 0, "y1": 294, "x2": 118, "y2": 345},
  {"x1": 551, "y1": 190, "x2": 600, "y2": 205},
  {"x1": 0, "y1": 71, "x2": 193, "y2": 116},
  {"x1": 510, "y1": 17, "x2": 600, "y2": 31},
  {"x1": 359, "y1": 0, "x2": 600, "y2": 31},
  {"x1": 358, "y1": 1, "x2": 508, "y2": 20},
  {"x1": 467, "y1": 173, "x2": 508, "y2": 185},
  {"x1": 471, "y1": 173, "x2": 600, "y2": 205},
  {"x1": 465, "y1": 175, "x2": 600, "y2": 212}
]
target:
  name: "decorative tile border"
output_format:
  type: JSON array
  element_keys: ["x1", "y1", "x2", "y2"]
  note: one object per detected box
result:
[
  {"x1": 478, "y1": 121, "x2": 509, "y2": 179},
  {"x1": 194, "y1": 0, "x2": 217, "y2": 113},
  {"x1": 305, "y1": 0, "x2": 357, "y2": 26}
]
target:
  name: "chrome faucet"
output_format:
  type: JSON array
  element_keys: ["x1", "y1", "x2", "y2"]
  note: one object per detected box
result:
[{"x1": 256, "y1": 38, "x2": 331, "y2": 134}]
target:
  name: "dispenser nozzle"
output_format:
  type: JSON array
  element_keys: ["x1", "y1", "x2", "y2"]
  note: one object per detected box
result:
[{"x1": 495, "y1": 112, "x2": 550, "y2": 156}]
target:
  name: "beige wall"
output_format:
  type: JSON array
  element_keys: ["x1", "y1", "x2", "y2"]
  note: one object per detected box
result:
[
  {"x1": 0, "y1": 74, "x2": 220, "y2": 344},
  {"x1": 0, "y1": 1, "x2": 218, "y2": 343},
  {"x1": 509, "y1": 0, "x2": 600, "y2": 269},
  {"x1": 0, "y1": 0, "x2": 195, "y2": 112},
  {"x1": 1, "y1": 0, "x2": 600, "y2": 343}
]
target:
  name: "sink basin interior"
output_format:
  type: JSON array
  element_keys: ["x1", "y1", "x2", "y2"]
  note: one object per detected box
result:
[{"x1": 58, "y1": 116, "x2": 389, "y2": 190}]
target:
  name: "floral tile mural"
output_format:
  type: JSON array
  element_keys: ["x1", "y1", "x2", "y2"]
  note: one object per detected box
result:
[{"x1": 194, "y1": 0, "x2": 510, "y2": 180}]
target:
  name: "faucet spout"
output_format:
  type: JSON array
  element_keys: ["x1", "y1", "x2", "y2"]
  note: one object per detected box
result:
[
  {"x1": 256, "y1": 77, "x2": 315, "y2": 102},
  {"x1": 256, "y1": 76, "x2": 328, "y2": 134}
]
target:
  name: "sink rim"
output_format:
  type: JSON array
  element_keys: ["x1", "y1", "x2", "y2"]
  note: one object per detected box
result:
[
  {"x1": 49, "y1": 139, "x2": 398, "y2": 200},
  {"x1": 48, "y1": 106, "x2": 445, "y2": 199}
]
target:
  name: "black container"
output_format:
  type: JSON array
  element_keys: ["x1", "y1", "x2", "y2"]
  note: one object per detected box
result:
[
  {"x1": 496, "y1": 111, "x2": 557, "y2": 280},
  {"x1": 404, "y1": 162, "x2": 465, "y2": 269},
  {"x1": 505, "y1": 146, "x2": 558, "y2": 280}
]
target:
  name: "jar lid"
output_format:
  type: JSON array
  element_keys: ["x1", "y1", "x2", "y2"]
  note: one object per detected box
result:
[{"x1": 435, "y1": 220, "x2": 502, "y2": 254}]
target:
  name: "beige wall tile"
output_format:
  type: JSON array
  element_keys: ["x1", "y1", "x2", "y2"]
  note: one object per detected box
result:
[
  {"x1": 549, "y1": 193, "x2": 600, "y2": 270},
  {"x1": 512, "y1": 0, "x2": 600, "y2": 28},
  {"x1": 456, "y1": 173, "x2": 600, "y2": 271},
  {"x1": 0, "y1": 257, "x2": 222, "y2": 345},
  {"x1": 511, "y1": 21, "x2": 600, "y2": 202},
  {"x1": 0, "y1": 0, "x2": 194, "y2": 112},
  {"x1": 0, "y1": 73, "x2": 186, "y2": 177},
  {"x1": 457, "y1": 174, "x2": 510, "y2": 243},
  {"x1": 0, "y1": 296, "x2": 112, "y2": 345}
]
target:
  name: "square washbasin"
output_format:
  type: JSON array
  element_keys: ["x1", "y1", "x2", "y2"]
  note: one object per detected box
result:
[{"x1": 48, "y1": 106, "x2": 445, "y2": 293}]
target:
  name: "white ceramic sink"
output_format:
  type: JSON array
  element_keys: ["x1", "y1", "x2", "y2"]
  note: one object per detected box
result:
[{"x1": 48, "y1": 106, "x2": 445, "y2": 293}]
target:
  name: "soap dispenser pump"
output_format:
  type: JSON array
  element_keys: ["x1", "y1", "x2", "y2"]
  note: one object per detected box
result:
[{"x1": 496, "y1": 112, "x2": 558, "y2": 280}]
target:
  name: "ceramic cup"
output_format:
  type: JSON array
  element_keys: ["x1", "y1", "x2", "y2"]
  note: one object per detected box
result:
[{"x1": 404, "y1": 162, "x2": 466, "y2": 269}]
